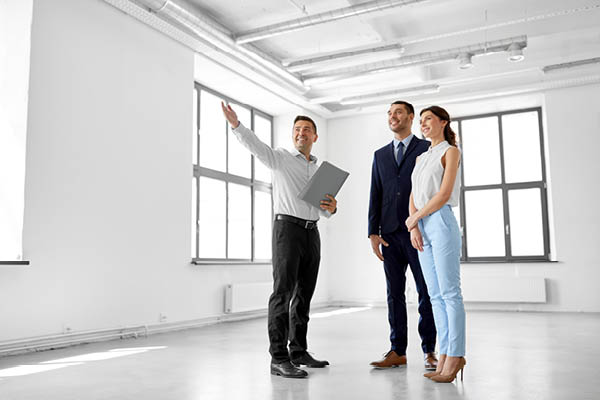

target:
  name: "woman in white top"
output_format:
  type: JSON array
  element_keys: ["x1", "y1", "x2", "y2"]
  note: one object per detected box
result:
[{"x1": 405, "y1": 106, "x2": 465, "y2": 383}]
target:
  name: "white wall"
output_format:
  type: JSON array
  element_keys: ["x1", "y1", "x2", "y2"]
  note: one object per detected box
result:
[{"x1": 324, "y1": 84, "x2": 600, "y2": 312}]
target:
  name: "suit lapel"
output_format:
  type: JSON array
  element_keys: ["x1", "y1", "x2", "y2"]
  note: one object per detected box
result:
[
  {"x1": 384, "y1": 141, "x2": 396, "y2": 169},
  {"x1": 400, "y1": 136, "x2": 428, "y2": 167}
]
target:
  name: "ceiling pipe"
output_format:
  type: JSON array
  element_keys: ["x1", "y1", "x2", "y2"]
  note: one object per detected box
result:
[
  {"x1": 234, "y1": 0, "x2": 427, "y2": 44},
  {"x1": 134, "y1": 0, "x2": 307, "y2": 93},
  {"x1": 283, "y1": 4, "x2": 598, "y2": 71},
  {"x1": 302, "y1": 36, "x2": 528, "y2": 85},
  {"x1": 542, "y1": 57, "x2": 600, "y2": 74},
  {"x1": 285, "y1": 42, "x2": 405, "y2": 73}
]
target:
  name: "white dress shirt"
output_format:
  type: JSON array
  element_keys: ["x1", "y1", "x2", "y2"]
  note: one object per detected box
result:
[{"x1": 232, "y1": 123, "x2": 331, "y2": 221}]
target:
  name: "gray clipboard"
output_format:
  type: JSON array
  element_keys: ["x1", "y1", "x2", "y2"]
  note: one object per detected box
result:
[{"x1": 298, "y1": 161, "x2": 349, "y2": 209}]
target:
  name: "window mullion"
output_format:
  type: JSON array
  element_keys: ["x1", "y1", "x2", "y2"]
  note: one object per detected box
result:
[
  {"x1": 540, "y1": 181, "x2": 551, "y2": 259},
  {"x1": 251, "y1": 110, "x2": 255, "y2": 262},
  {"x1": 498, "y1": 115, "x2": 511, "y2": 261},
  {"x1": 194, "y1": 88, "x2": 201, "y2": 259},
  {"x1": 457, "y1": 120, "x2": 468, "y2": 261},
  {"x1": 225, "y1": 118, "x2": 229, "y2": 260},
  {"x1": 536, "y1": 110, "x2": 551, "y2": 260}
]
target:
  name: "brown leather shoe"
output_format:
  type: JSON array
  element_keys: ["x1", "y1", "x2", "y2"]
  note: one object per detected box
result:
[
  {"x1": 424, "y1": 352, "x2": 438, "y2": 370},
  {"x1": 370, "y1": 350, "x2": 407, "y2": 368}
]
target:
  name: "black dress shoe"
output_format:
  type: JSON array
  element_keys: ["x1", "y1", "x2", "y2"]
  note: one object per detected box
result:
[
  {"x1": 270, "y1": 361, "x2": 308, "y2": 378},
  {"x1": 291, "y1": 352, "x2": 330, "y2": 368}
]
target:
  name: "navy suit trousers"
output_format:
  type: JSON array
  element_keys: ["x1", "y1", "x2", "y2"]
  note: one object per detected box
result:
[{"x1": 381, "y1": 229, "x2": 437, "y2": 355}]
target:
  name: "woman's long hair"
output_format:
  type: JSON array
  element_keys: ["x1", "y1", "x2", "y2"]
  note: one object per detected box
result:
[{"x1": 420, "y1": 106, "x2": 457, "y2": 147}]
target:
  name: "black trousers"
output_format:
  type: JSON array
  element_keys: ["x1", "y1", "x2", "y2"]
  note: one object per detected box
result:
[
  {"x1": 268, "y1": 219, "x2": 320, "y2": 363},
  {"x1": 381, "y1": 229, "x2": 437, "y2": 355}
]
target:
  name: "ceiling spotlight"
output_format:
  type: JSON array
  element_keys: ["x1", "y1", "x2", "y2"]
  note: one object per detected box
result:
[
  {"x1": 458, "y1": 53, "x2": 473, "y2": 69},
  {"x1": 507, "y1": 43, "x2": 525, "y2": 62}
]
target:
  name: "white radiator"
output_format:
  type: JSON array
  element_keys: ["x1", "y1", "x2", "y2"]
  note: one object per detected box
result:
[
  {"x1": 462, "y1": 276, "x2": 546, "y2": 303},
  {"x1": 225, "y1": 282, "x2": 272, "y2": 314}
]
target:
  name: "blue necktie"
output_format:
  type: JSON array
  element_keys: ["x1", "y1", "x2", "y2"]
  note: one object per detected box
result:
[{"x1": 396, "y1": 142, "x2": 404, "y2": 167}]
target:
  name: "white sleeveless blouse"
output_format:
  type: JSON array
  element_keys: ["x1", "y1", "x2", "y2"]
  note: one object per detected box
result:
[{"x1": 411, "y1": 141, "x2": 461, "y2": 210}]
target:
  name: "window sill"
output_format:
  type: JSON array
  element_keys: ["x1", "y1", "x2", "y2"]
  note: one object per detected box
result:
[
  {"x1": 192, "y1": 259, "x2": 272, "y2": 266},
  {"x1": 0, "y1": 260, "x2": 30, "y2": 266}
]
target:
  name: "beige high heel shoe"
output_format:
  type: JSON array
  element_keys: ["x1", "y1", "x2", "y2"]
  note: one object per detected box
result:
[
  {"x1": 424, "y1": 370, "x2": 441, "y2": 378},
  {"x1": 430, "y1": 357, "x2": 466, "y2": 383}
]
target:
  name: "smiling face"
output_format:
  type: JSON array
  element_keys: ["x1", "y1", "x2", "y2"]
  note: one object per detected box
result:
[
  {"x1": 388, "y1": 103, "x2": 414, "y2": 135},
  {"x1": 292, "y1": 120, "x2": 318, "y2": 154},
  {"x1": 420, "y1": 110, "x2": 447, "y2": 140}
]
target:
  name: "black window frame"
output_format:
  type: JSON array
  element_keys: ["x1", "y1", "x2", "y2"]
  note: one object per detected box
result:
[
  {"x1": 192, "y1": 84, "x2": 274, "y2": 265},
  {"x1": 455, "y1": 107, "x2": 551, "y2": 263}
]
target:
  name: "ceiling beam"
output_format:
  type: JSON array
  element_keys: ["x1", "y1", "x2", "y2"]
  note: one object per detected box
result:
[{"x1": 234, "y1": 0, "x2": 427, "y2": 44}]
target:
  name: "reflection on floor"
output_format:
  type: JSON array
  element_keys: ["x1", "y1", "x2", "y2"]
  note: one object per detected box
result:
[{"x1": 0, "y1": 307, "x2": 599, "y2": 400}]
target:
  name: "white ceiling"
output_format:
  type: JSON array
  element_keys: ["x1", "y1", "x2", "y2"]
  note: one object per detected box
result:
[{"x1": 126, "y1": 0, "x2": 600, "y2": 117}]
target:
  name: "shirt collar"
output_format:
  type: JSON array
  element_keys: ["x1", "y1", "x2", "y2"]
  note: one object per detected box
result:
[
  {"x1": 393, "y1": 134, "x2": 414, "y2": 149},
  {"x1": 292, "y1": 148, "x2": 318, "y2": 163}
]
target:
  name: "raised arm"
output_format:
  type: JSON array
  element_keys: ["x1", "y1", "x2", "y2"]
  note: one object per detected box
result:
[
  {"x1": 221, "y1": 101, "x2": 279, "y2": 169},
  {"x1": 405, "y1": 147, "x2": 460, "y2": 231}
]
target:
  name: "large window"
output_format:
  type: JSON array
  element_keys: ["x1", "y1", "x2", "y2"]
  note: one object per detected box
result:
[
  {"x1": 453, "y1": 107, "x2": 550, "y2": 262},
  {"x1": 192, "y1": 85, "x2": 273, "y2": 263},
  {"x1": 0, "y1": 0, "x2": 32, "y2": 265}
]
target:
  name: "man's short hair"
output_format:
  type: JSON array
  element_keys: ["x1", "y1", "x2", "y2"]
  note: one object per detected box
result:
[
  {"x1": 294, "y1": 115, "x2": 317, "y2": 134},
  {"x1": 390, "y1": 100, "x2": 415, "y2": 116}
]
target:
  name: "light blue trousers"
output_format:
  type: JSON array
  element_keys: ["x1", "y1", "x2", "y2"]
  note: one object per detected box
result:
[{"x1": 418, "y1": 205, "x2": 466, "y2": 357}]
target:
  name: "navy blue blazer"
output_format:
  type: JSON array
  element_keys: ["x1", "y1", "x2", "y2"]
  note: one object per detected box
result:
[{"x1": 368, "y1": 137, "x2": 431, "y2": 236}]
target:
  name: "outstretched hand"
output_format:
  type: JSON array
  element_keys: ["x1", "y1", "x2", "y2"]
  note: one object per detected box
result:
[{"x1": 221, "y1": 101, "x2": 240, "y2": 129}]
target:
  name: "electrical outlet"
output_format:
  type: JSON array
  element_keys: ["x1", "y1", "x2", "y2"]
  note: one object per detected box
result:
[
  {"x1": 159, "y1": 313, "x2": 167, "y2": 323},
  {"x1": 63, "y1": 325, "x2": 72, "y2": 334}
]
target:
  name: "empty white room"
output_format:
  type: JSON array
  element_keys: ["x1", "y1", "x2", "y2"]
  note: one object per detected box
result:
[{"x1": 1, "y1": 0, "x2": 599, "y2": 399}]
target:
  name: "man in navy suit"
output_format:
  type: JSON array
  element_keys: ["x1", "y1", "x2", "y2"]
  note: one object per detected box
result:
[{"x1": 368, "y1": 100, "x2": 438, "y2": 370}]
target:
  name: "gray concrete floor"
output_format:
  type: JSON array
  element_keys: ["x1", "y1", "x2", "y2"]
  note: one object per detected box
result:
[{"x1": 0, "y1": 307, "x2": 599, "y2": 400}]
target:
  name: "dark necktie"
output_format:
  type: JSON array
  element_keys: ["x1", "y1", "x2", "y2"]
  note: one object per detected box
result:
[{"x1": 396, "y1": 142, "x2": 404, "y2": 167}]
